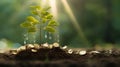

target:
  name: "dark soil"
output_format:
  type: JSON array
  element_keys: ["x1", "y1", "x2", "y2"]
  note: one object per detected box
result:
[{"x1": 0, "y1": 45, "x2": 120, "y2": 67}]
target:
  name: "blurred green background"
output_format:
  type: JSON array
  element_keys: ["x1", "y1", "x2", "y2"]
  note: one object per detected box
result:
[{"x1": 0, "y1": 0, "x2": 120, "y2": 48}]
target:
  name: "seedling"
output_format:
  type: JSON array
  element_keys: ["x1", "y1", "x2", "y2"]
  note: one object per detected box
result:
[{"x1": 20, "y1": 5, "x2": 59, "y2": 44}]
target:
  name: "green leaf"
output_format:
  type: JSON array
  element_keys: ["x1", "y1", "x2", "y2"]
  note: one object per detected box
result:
[
  {"x1": 44, "y1": 26, "x2": 55, "y2": 33},
  {"x1": 31, "y1": 21, "x2": 39, "y2": 25},
  {"x1": 45, "y1": 14, "x2": 53, "y2": 19},
  {"x1": 48, "y1": 20, "x2": 58, "y2": 26},
  {"x1": 28, "y1": 27, "x2": 37, "y2": 32},
  {"x1": 43, "y1": 7, "x2": 51, "y2": 11},
  {"x1": 20, "y1": 22, "x2": 32, "y2": 28},
  {"x1": 31, "y1": 10, "x2": 39, "y2": 15},
  {"x1": 41, "y1": 11, "x2": 49, "y2": 16},
  {"x1": 27, "y1": 16, "x2": 38, "y2": 23},
  {"x1": 30, "y1": 6, "x2": 41, "y2": 10},
  {"x1": 42, "y1": 18, "x2": 47, "y2": 23}
]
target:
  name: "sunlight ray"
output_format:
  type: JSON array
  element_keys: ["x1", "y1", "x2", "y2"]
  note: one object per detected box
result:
[
  {"x1": 61, "y1": 0, "x2": 89, "y2": 45},
  {"x1": 48, "y1": 0, "x2": 58, "y2": 19}
]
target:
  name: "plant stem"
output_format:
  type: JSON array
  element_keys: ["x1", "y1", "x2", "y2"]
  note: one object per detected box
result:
[{"x1": 39, "y1": 24, "x2": 42, "y2": 44}]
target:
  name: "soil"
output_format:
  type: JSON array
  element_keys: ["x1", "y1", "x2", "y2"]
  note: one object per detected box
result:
[{"x1": 0, "y1": 44, "x2": 120, "y2": 67}]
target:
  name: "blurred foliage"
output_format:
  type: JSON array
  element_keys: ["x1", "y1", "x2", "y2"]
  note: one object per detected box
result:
[{"x1": 0, "y1": 0, "x2": 120, "y2": 47}]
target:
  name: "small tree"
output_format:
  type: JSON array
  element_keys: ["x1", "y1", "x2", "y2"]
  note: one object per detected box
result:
[{"x1": 20, "y1": 5, "x2": 58, "y2": 44}]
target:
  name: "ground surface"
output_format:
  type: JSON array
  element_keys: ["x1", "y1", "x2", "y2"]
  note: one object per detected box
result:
[{"x1": 0, "y1": 44, "x2": 120, "y2": 67}]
